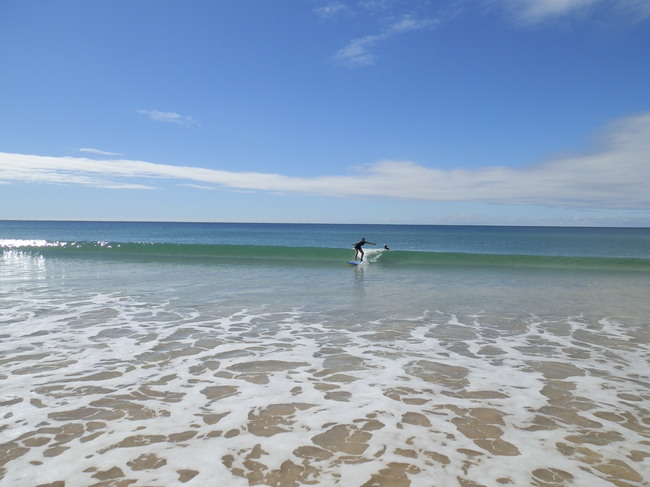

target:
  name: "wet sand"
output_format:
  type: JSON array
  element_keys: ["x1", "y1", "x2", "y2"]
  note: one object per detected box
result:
[{"x1": 1, "y1": 292, "x2": 648, "y2": 487}]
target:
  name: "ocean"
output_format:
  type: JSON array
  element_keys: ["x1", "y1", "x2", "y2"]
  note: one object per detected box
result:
[{"x1": 1, "y1": 221, "x2": 649, "y2": 487}]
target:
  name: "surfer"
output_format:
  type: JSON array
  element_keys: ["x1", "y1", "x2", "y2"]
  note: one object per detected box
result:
[{"x1": 353, "y1": 238, "x2": 375, "y2": 262}]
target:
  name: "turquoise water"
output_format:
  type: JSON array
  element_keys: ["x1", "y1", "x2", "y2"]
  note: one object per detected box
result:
[
  {"x1": 3, "y1": 220, "x2": 650, "y2": 257},
  {"x1": 1, "y1": 221, "x2": 649, "y2": 486}
]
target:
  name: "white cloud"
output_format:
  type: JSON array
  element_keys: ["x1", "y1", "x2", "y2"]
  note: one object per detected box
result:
[
  {"x1": 79, "y1": 148, "x2": 121, "y2": 156},
  {"x1": 136, "y1": 109, "x2": 198, "y2": 126},
  {"x1": 314, "y1": 1, "x2": 349, "y2": 19},
  {"x1": 334, "y1": 16, "x2": 439, "y2": 67},
  {"x1": 516, "y1": 0, "x2": 600, "y2": 21},
  {"x1": 624, "y1": 0, "x2": 650, "y2": 19},
  {"x1": 179, "y1": 183, "x2": 218, "y2": 191},
  {"x1": 1, "y1": 113, "x2": 649, "y2": 209},
  {"x1": 328, "y1": 0, "x2": 649, "y2": 67},
  {"x1": 502, "y1": 0, "x2": 650, "y2": 23},
  {"x1": 334, "y1": 36, "x2": 379, "y2": 67}
]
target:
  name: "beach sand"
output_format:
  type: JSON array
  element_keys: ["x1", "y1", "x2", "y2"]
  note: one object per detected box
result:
[{"x1": 1, "y1": 288, "x2": 648, "y2": 486}]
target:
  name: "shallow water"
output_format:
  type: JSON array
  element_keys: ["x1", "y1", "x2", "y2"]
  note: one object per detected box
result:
[{"x1": 1, "y1": 249, "x2": 649, "y2": 487}]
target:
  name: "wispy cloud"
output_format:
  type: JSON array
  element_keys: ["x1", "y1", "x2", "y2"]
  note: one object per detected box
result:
[
  {"x1": 511, "y1": 0, "x2": 600, "y2": 22},
  {"x1": 323, "y1": 0, "x2": 650, "y2": 62},
  {"x1": 502, "y1": 0, "x2": 650, "y2": 24},
  {"x1": 314, "y1": 1, "x2": 349, "y2": 19},
  {"x1": 333, "y1": 16, "x2": 439, "y2": 67},
  {"x1": 2, "y1": 113, "x2": 649, "y2": 209},
  {"x1": 327, "y1": 0, "x2": 650, "y2": 67},
  {"x1": 79, "y1": 148, "x2": 121, "y2": 156},
  {"x1": 136, "y1": 109, "x2": 198, "y2": 126}
]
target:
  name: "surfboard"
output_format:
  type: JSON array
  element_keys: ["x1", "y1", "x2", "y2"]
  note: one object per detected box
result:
[{"x1": 347, "y1": 261, "x2": 362, "y2": 265}]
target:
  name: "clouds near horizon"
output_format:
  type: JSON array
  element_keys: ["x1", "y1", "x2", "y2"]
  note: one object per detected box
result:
[
  {"x1": 79, "y1": 148, "x2": 121, "y2": 157},
  {"x1": 2, "y1": 113, "x2": 649, "y2": 210},
  {"x1": 1, "y1": 0, "x2": 647, "y2": 225}
]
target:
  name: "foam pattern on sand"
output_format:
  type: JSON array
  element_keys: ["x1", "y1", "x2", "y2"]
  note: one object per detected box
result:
[{"x1": 1, "y1": 289, "x2": 649, "y2": 487}]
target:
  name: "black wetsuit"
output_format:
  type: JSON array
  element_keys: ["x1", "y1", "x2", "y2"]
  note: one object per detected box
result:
[{"x1": 353, "y1": 238, "x2": 374, "y2": 261}]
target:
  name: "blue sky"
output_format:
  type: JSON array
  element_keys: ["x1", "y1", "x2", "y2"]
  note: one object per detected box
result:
[{"x1": 1, "y1": 0, "x2": 649, "y2": 226}]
